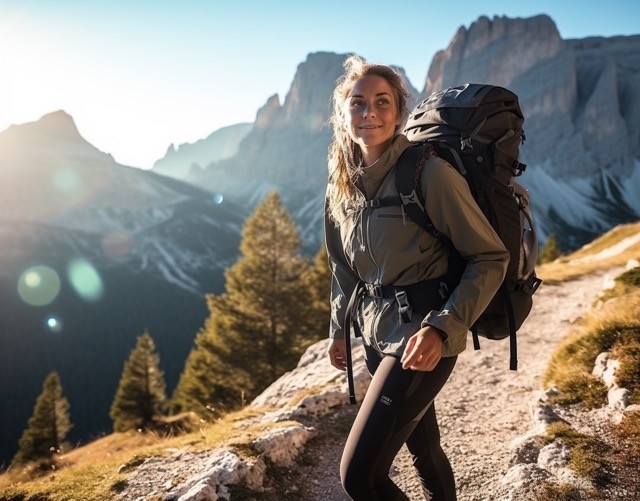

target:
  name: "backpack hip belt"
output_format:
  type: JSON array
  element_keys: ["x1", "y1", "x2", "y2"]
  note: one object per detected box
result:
[{"x1": 343, "y1": 275, "x2": 452, "y2": 404}]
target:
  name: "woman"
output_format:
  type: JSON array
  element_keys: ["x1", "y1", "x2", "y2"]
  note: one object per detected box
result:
[{"x1": 324, "y1": 55, "x2": 509, "y2": 500}]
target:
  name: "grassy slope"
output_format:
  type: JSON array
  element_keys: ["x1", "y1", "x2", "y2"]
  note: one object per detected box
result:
[
  {"x1": 0, "y1": 407, "x2": 275, "y2": 501},
  {"x1": 535, "y1": 221, "x2": 640, "y2": 499}
]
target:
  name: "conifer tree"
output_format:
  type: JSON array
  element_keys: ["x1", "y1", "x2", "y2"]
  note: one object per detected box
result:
[
  {"x1": 172, "y1": 192, "x2": 318, "y2": 415},
  {"x1": 304, "y1": 244, "x2": 332, "y2": 340},
  {"x1": 539, "y1": 234, "x2": 561, "y2": 264},
  {"x1": 12, "y1": 371, "x2": 72, "y2": 466},
  {"x1": 110, "y1": 332, "x2": 167, "y2": 432}
]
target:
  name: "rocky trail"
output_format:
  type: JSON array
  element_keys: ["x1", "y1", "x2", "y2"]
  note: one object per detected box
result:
[
  {"x1": 290, "y1": 268, "x2": 624, "y2": 501},
  {"x1": 119, "y1": 266, "x2": 632, "y2": 501}
]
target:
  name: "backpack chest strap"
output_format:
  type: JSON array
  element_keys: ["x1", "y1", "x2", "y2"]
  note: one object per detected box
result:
[{"x1": 363, "y1": 196, "x2": 401, "y2": 209}]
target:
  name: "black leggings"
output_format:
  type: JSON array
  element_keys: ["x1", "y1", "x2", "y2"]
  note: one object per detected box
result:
[{"x1": 340, "y1": 344, "x2": 457, "y2": 500}]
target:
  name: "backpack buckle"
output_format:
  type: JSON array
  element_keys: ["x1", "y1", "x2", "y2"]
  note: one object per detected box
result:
[
  {"x1": 518, "y1": 275, "x2": 542, "y2": 295},
  {"x1": 461, "y1": 137, "x2": 473, "y2": 153},
  {"x1": 395, "y1": 289, "x2": 412, "y2": 323},
  {"x1": 399, "y1": 190, "x2": 425, "y2": 211},
  {"x1": 365, "y1": 283, "x2": 383, "y2": 298}
]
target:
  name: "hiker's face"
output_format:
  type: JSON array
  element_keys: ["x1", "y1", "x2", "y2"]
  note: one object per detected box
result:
[{"x1": 345, "y1": 75, "x2": 401, "y2": 165}]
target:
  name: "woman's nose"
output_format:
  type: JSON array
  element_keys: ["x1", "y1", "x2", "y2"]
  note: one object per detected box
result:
[{"x1": 363, "y1": 104, "x2": 375, "y2": 118}]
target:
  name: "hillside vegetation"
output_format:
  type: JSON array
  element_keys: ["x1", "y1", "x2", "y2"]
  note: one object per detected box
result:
[{"x1": 1, "y1": 222, "x2": 638, "y2": 501}]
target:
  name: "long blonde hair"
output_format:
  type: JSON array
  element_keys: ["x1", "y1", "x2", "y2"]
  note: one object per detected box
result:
[{"x1": 326, "y1": 55, "x2": 411, "y2": 225}]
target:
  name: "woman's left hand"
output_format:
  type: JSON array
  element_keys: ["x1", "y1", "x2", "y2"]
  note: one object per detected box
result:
[{"x1": 400, "y1": 326, "x2": 444, "y2": 371}]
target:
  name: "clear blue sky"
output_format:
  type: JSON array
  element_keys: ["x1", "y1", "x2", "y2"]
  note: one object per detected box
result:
[{"x1": 1, "y1": 0, "x2": 638, "y2": 168}]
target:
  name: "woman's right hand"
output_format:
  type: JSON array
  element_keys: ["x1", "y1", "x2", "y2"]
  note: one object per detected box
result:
[{"x1": 327, "y1": 338, "x2": 347, "y2": 371}]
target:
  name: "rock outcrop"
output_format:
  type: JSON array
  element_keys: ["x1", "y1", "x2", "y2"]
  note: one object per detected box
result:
[{"x1": 117, "y1": 339, "x2": 370, "y2": 501}]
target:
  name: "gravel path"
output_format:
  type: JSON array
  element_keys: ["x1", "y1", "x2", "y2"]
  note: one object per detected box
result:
[{"x1": 294, "y1": 268, "x2": 617, "y2": 501}]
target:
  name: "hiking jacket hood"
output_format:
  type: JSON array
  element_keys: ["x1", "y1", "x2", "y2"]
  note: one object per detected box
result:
[{"x1": 324, "y1": 134, "x2": 510, "y2": 358}]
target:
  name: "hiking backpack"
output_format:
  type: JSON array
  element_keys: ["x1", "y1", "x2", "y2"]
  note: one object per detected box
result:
[{"x1": 400, "y1": 83, "x2": 542, "y2": 370}]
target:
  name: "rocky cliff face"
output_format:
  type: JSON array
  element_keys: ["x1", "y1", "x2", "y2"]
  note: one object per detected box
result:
[
  {"x1": 425, "y1": 15, "x2": 566, "y2": 97},
  {"x1": 158, "y1": 15, "x2": 639, "y2": 251},
  {"x1": 423, "y1": 15, "x2": 640, "y2": 248},
  {"x1": 192, "y1": 52, "x2": 344, "y2": 189},
  {"x1": 185, "y1": 52, "x2": 419, "y2": 249}
]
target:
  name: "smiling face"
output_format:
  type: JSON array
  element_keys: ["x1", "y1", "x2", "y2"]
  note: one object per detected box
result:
[{"x1": 345, "y1": 74, "x2": 402, "y2": 166}]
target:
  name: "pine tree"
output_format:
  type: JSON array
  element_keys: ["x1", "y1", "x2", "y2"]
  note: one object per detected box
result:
[
  {"x1": 304, "y1": 244, "x2": 332, "y2": 340},
  {"x1": 12, "y1": 371, "x2": 72, "y2": 466},
  {"x1": 110, "y1": 332, "x2": 167, "y2": 432},
  {"x1": 539, "y1": 234, "x2": 561, "y2": 264},
  {"x1": 172, "y1": 192, "x2": 318, "y2": 416}
]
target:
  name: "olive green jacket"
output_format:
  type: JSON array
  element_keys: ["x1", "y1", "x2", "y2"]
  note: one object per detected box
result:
[{"x1": 325, "y1": 135, "x2": 509, "y2": 358}]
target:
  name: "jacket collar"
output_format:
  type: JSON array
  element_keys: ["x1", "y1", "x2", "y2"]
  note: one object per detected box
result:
[{"x1": 359, "y1": 134, "x2": 412, "y2": 199}]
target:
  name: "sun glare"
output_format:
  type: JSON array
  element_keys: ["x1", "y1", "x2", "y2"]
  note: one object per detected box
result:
[{"x1": 0, "y1": 21, "x2": 59, "y2": 132}]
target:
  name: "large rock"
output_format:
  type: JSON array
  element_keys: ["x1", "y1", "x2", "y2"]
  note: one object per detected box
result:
[{"x1": 251, "y1": 338, "x2": 370, "y2": 418}]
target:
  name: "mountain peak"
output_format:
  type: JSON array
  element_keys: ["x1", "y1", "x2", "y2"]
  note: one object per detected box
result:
[
  {"x1": 1, "y1": 109, "x2": 82, "y2": 144},
  {"x1": 35, "y1": 109, "x2": 82, "y2": 138},
  {"x1": 425, "y1": 13, "x2": 564, "y2": 94},
  {"x1": 0, "y1": 108, "x2": 118, "y2": 172}
]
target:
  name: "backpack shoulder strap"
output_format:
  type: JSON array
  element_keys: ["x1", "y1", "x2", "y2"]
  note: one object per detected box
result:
[{"x1": 395, "y1": 143, "x2": 453, "y2": 249}]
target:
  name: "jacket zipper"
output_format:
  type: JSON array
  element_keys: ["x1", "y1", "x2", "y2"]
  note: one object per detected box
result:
[
  {"x1": 364, "y1": 205, "x2": 381, "y2": 285},
  {"x1": 364, "y1": 205, "x2": 388, "y2": 352}
]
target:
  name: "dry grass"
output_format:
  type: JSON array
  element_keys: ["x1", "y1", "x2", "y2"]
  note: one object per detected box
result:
[
  {"x1": 537, "y1": 222, "x2": 640, "y2": 284},
  {"x1": 533, "y1": 481, "x2": 593, "y2": 500},
  {"x1": 543, "y1": 288, "x2": 640, "y2": 407},
  {"x1": 0, "y1": 406, "x2": 282, "y2": 501},
  {"x1": 543, "y1": 422, "x2": 610, "y2": 487},
  {"x1": 538, "y1": 227, "x2": 640, "y2": 499}
]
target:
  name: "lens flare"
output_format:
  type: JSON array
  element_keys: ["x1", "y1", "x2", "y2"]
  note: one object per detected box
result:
[
  {"x1": 24, "y1": 272, "x2": 42, "y2": 287},
  {"x1": 18, "y1": 266, "x2": 61, "y2": 306},
  {"x1": 213, "y1": 193, "x2": 224, "y2": 204},
  {"x1": 67, "y1": 259, "x2": 104, "y2": 302},
  {"x1": 46, "y1": 316, "x2": 63, "y2": 333}
]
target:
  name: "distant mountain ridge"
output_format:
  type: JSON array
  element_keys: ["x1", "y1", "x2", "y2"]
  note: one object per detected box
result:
[
  {"x1": 152, "y1": 122, "x2": 252, "y2": 179},
  {"x1": 159, "y1": 15, "x2": 640, "y2": 251}
]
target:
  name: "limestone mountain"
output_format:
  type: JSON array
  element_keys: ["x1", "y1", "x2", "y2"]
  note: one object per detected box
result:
[
  {"x1": 185, "y1": 52, "x2": 347, "y2": 249},
  {"x1": 424, "y1": 14, "x2": 640, "y2": 249},
  {"x1": 176, "y1": 15, "x2": 639, "y2": 252},
  {"x1": 182, "y1": 51, "x2": 419, "y2": 249}
]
